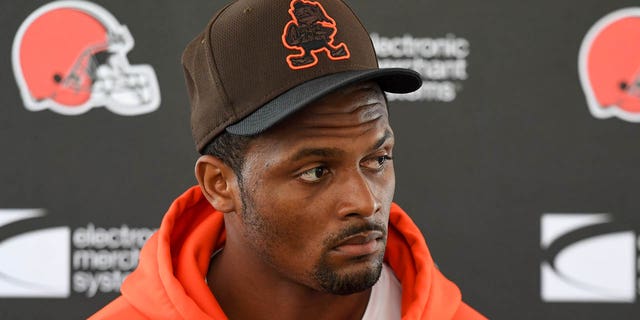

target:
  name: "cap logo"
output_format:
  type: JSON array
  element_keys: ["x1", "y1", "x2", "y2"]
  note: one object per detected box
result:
[{"x1": 281, "y1": 0, "x2": 351, "y2": 70}]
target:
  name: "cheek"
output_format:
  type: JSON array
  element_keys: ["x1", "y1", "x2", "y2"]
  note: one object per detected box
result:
[
  {"x1": 372, "y1": 166, "x2": 396, "y2": 207},
  {"x1": 252, "y1": 193, "x2": 330, "y2": 260},
  {"x1": 386, "y1": 170, "x2": 396, "y2": 203}
]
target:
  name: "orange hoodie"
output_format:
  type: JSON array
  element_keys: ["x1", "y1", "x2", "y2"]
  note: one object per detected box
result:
[{"x1": 90, "y1": 186, "x2": 486, "y2": 320}]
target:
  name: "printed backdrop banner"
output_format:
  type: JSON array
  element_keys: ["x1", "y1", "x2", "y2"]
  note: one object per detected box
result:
[{"x1": 2, "y1": 0, "x2": 640, "y2": 319}]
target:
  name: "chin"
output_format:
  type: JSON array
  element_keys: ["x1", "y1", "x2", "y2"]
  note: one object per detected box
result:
[{"x1": 314, "y1": 254, "x2": 384, "y2": 295}]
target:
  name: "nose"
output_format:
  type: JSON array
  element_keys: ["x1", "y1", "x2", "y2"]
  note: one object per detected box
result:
[{"x1": 335, "y1": 170, "x2": 381, "y2": 218}]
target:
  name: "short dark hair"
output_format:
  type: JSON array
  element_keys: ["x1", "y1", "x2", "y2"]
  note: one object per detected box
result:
[{"x1": 201, "y1": 131, "x2": 253, "y2": 176}]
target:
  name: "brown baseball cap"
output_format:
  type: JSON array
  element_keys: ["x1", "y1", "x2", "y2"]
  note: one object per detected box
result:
[{"x1": 182, "y1": 0, "x2": 422, "y2": 153}]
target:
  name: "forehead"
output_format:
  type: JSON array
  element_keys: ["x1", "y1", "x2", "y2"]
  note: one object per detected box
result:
[
  {"x1": 252, "y1": 83, "x2": 389, "y2": 165},
  {"x1": 237, "y1": 83, "x2": 393, "y2": 191},
  {"x1": 268, "y1": 81, "x2": 388, "y2": 135},
  {"x1": 245, "y1": 82, "x2": 390, "y2": 159}
]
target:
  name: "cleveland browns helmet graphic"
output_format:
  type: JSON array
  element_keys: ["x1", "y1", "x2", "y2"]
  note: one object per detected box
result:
[
  {"x1": 12, "y1": 1, "x2": 160, "y2": 116},
  {"x1": 579, "y1": 8, "x2": 640, "y2": 122}
]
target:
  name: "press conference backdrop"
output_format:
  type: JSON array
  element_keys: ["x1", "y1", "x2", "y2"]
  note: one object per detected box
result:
[{"x1": 2, "y1": 0, "x2": 640, "y2": 318}]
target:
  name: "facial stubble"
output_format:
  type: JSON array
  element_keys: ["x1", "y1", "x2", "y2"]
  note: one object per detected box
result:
[{"x1": 238, "y1": 184, "x2": 385, "y2": 295}]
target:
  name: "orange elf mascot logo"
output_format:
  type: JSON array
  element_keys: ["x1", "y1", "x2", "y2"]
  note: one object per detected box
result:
[{"x1": 282, "y1": 0, "x2": 351, "y2": 70}]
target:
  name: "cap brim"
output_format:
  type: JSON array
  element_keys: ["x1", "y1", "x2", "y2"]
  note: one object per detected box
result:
[{"x1": 225, "y1": 68, "x2": 422, "y2": 136}]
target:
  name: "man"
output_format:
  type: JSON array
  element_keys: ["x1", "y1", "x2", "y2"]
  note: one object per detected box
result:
[{"x1": 91, "y1": 0, "x2": 486, "y2": 319}]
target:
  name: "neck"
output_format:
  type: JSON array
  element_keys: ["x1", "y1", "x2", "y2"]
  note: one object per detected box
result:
[{"x1": 206, "y1": 238, "x2": 372, "y2": 320}]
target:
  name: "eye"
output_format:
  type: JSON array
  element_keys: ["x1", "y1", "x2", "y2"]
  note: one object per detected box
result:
[
  {"x1": 362, "y1": 155, "x2": 393, "y2": 171},
  {"x1": 299, "y1": 166, "x2": 328, "y2": 182}
]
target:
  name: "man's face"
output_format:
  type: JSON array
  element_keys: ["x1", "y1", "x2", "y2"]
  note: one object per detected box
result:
[{"x1": 233, "y1": 82, "x2": 395, "y2": 295}]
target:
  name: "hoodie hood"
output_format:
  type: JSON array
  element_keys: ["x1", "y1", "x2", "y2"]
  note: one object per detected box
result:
[{"x1": 91, "y1": 186, "x2": 483, "y2": 319}]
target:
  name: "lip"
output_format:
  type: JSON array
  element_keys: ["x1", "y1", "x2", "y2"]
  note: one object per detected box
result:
[{"x1": 332, "y1": 231, "x2": 384, "y2": 257}]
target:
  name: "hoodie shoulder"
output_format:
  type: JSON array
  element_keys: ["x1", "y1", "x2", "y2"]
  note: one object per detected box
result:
[{"x1": 387, "y1": 203, "x2": 487, "y2": 319}]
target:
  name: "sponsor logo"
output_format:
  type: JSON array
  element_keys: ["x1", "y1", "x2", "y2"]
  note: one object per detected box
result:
[
  {"x1": 71, "y1": 223, "x2": 154, "y2": 297},
  {"x1": 0, "y1": 209, "x2": 155, "y2": 298},
  {"x1": 371, "y1": 33, "x2": 469, "y2": 102},
  {"x1": 540, "y1": 213, "x2": 637, "y2": 302},
  {"x1": 12, "y1": 0, "x2": 160, "y2": 116},
  {"x1": 579, "y1": 8, "x2": 640, "y2": 122},
  {"x1": 0, "y1": 209, "x2": 70, "y2": 298}
]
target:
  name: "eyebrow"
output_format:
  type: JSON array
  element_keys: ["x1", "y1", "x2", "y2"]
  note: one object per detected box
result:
[
  {"x1": 372, "y1": 129, "x2": 393, "y2": 150},
  {"x1": 289, "y1": 147, "x2": 345, "y2": 162},
  {"x1": 288, "y1": 129, "x2": 393, "y2": 162}
]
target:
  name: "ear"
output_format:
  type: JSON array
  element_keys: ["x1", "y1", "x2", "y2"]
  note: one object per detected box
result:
[{"x1": 195, "y1": 155, "x2": 239, "y2": 213}]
